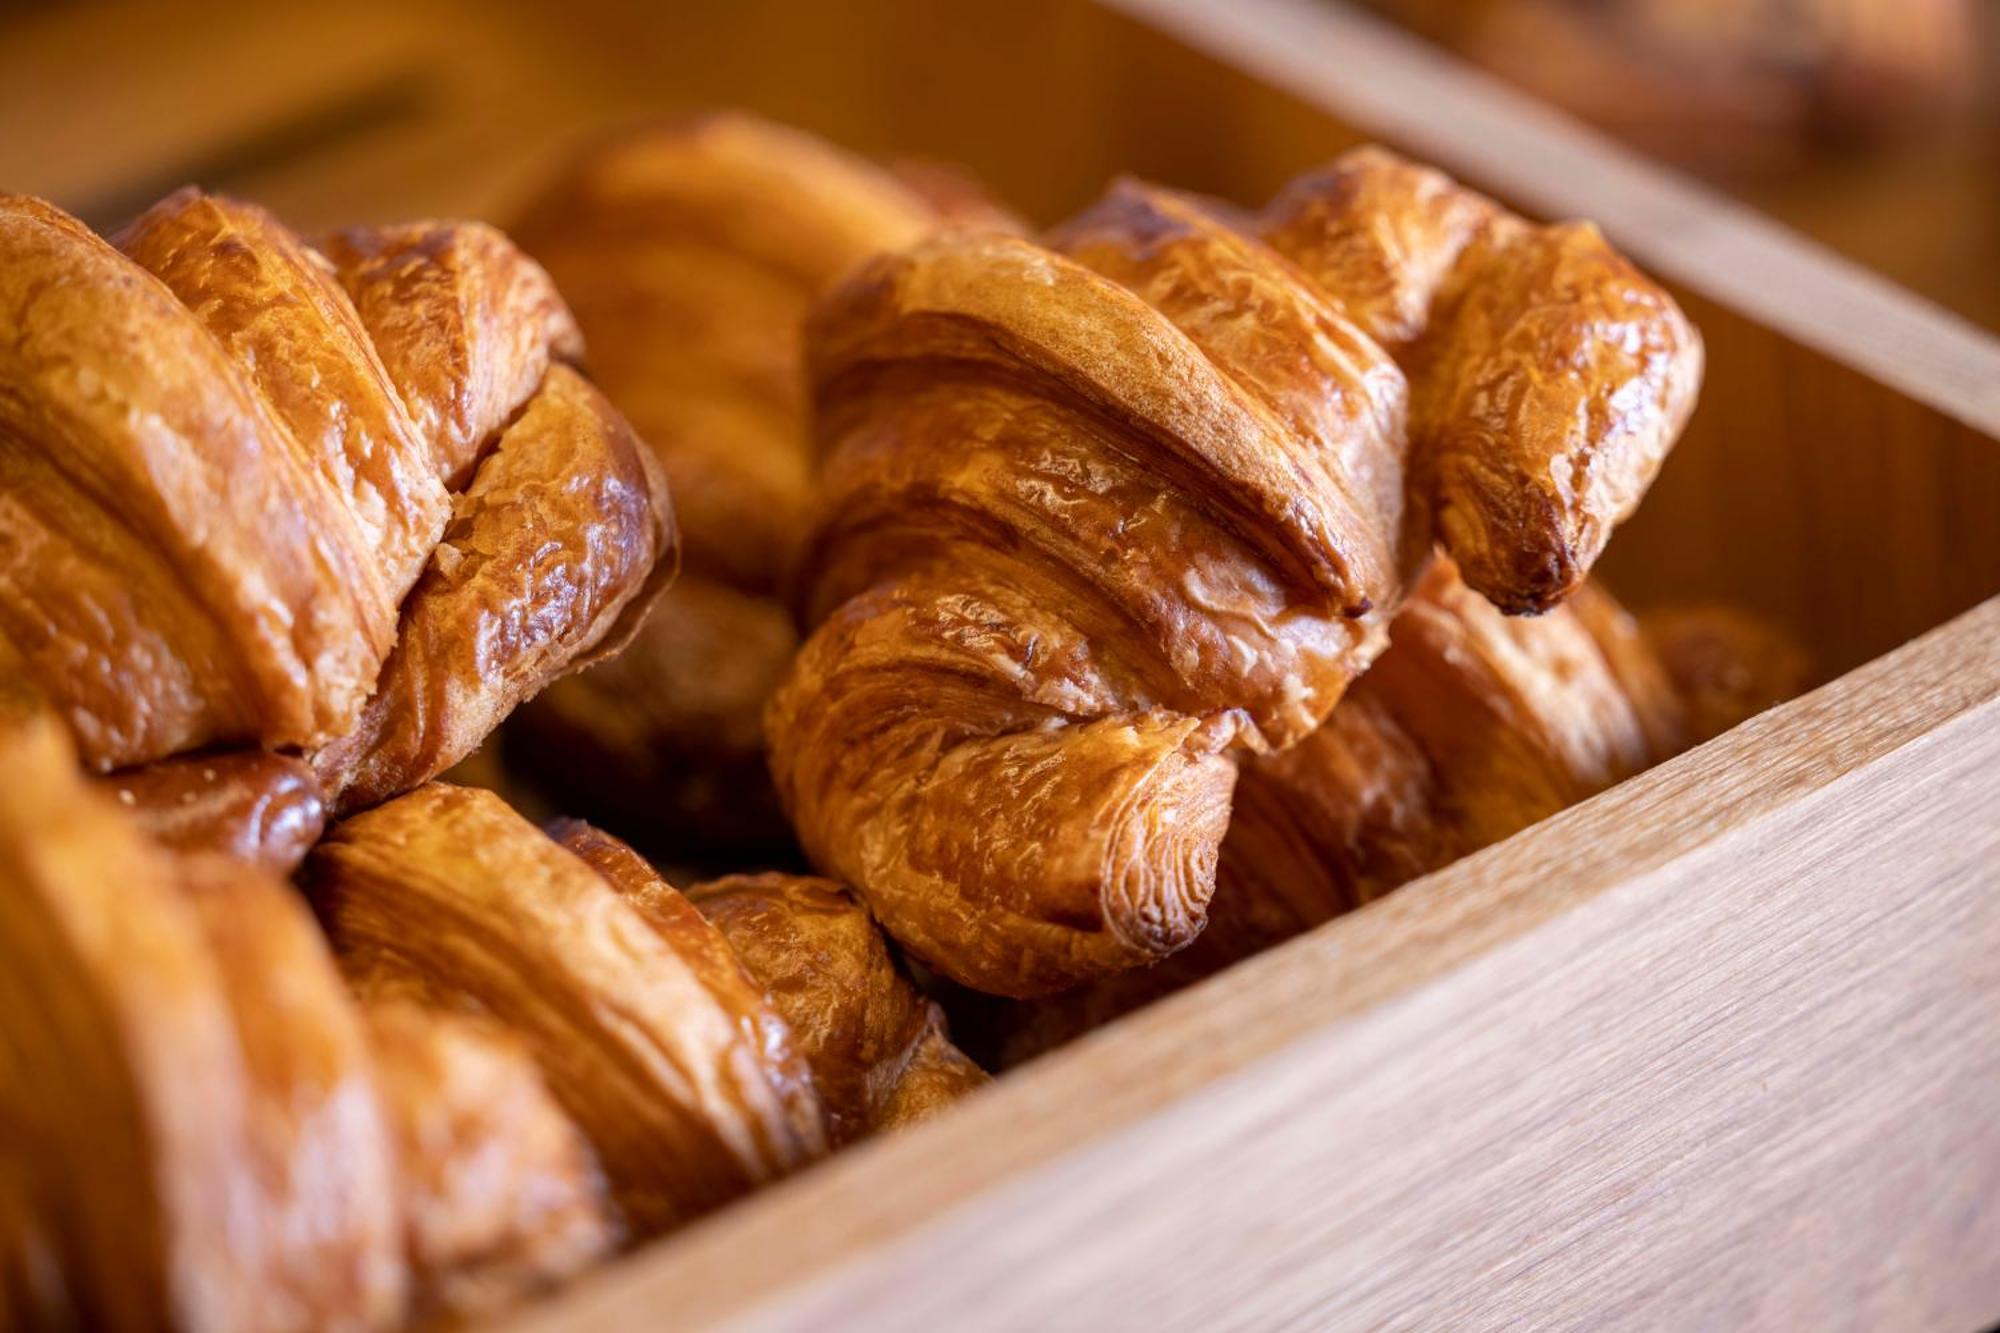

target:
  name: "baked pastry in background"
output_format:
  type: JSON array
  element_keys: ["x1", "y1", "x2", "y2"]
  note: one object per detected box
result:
[
  {"x1": 1639, "y1": 601, "x2": 1814, "y2": 744},
  {"x1": 0, "y1": 187, "x2": 676, "y2": 870},
  {"x1": 0, "y1": 714, "x2": 982, "y2": 1330},
  {"x1": 507, "y1": 114, "x2": 1019, "y2": 862},
  {"x1": 770, "y1": 146, "x2": 1701, "y2": 997},
  {"x1": 1364, "y1": 0, "x2": 1982, "y2": 175},
  {"x1": 974, "y1": 559, "x2": 1811, "y2": 1065}
]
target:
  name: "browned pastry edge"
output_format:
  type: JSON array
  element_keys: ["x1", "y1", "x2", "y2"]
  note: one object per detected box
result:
[
  {"x1": 97, "y1": 751, "x2": 328, "y2": 877},
  {"x1": 544, "y1": 830, "x2": 990, "y2": 1147},
  {"x1": 1261, "y1": 147, "x2": 1702, "y2": 612},
  {"x1": 983, "y1": 563, "x2": 1807, "y2": 1065},
  {"x1": 0, "y1": 188, "x2": 673, "y2": 834},
  {"x1": 0, "y1": 192, "x2": 383, "y2": 765},
  {"x1": 311, "y1": 363, "x2": 678, "y2": 817},
  {"x1": 688, "y1": 873, "x2": 989, "y2": 1145},
  {"x1": 545, "y1": 817, "x2": 827, "y2": 1152}
]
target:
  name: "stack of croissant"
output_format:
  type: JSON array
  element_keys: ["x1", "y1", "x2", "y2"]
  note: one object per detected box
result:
[{"x1": 0, "y1": 112, "x2": 1805, "y2": 1329}]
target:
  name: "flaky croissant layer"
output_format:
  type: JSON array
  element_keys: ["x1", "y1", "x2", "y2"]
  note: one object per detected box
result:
[
  {"x1": 770, "y1": 146, "x2": 1700, "y2": 996},
  {"x1": 0, "y1": 186, "x2": 676, "y2": 848},
  {"x1": 0, "y1": 712, "x2": 985, "y2": 1331}
]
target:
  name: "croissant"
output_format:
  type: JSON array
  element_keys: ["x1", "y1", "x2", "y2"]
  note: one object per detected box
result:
[
  {"x1": 769, "y1": 147, "x2": 1700, "y2": 996},
  {"x1": 1, "y1": 703, "x2": 986, "y2": 1328},
  {"x1": 308, "y1": 784, "x2": 829, "y2": 1243},
  {"x1": 1637, "y1": 601, "x2": 1813, "y2": 747},
  {"x1": 981, "y1": 559, "x2": 1809, "y2": 1063},
  {"x1": 0, "y1": 187, "x2": 676, "y2": 861},
  {"x1": 0, "y1": 715, "x2": 602, "y2": 1329},
  {"x1": 505, "y1": 114, "x2": 1017, "y2": 857}
]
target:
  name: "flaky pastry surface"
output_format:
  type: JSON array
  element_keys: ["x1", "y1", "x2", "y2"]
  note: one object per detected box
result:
[{"x1": 771, "y1": 149, "x2": 1699, "y2": 995}]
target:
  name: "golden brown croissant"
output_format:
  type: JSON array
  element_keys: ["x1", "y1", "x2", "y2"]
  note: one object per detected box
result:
[
  {"x1": 536, "y1": 824, "x2": 984, "y2": 1146},
  {"x1": 769, "y1": 148, "x2": 1699, "y2": 996},
  {"x1": 1638, "y1": 601, "x2": 1815, "y2": 747},
  {"x1": 2, "y1": 706, "x2": 990, "y2": 1327},
  {"x1": 0, "y1": 720, "x2": 630, "y2": 1329},
  {"x1": 0, "y1": 188, "x2": 676, "y2": 844},
  {"x1": 982, "y1": 559, "x2": 1809, "y2": 1063},
  {"x1": 506, "y1": 114, "x2": 1018, "y2": 857},
  {"x1": 308, "y1": 785, "x2": 828, "y2": 1240}
]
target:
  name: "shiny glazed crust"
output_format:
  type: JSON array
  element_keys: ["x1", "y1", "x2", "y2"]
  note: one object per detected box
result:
[
  {"x1": 97, "y1": 751, "x2": 329, "y2": 877},
  {"x1": 770, "y1": 148, "x2": 1700, "y2": 996},
  {"x1": 0, "y1": 188, "x2": 675, "y2": 828}
]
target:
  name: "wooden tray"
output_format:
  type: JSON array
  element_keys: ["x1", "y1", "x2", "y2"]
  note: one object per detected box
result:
[{"x1": 6, "y1": 1, "x2": 1997, "y2": 1327}]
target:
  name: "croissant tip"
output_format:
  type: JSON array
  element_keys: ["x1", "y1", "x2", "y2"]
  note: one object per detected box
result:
[{"x1": 1467, "y1": 561, "x2": 1583, "y2": 618}]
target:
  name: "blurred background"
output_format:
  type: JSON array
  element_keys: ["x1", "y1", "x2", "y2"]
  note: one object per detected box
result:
[
  {"x1": 2, "y1": 0, "x2": 1996, "y2": 328},
  {"x1": 1356, "y1": 0, "x2": 2000, "y2": 329}
]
